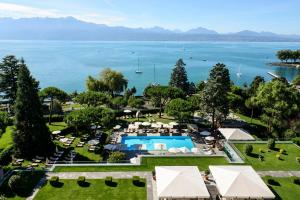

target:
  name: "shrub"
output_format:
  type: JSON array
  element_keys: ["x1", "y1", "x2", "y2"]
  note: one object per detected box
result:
[
  {"x1": 293, "y1": 177, "x2": 300, "y2": 185},
  {"x1": 279, "y1": 149, "x2": 285, "y2": 154},
  {"x1": 77, "y1": 176, "x2": 86, "y2": 186},
  {"x1": 296, "y1": 157, "x2": 300, "y2": 163},
  {"x1": 132, "y1": 176, "x2": 140, "y2": 185},
  {"x1": 8, "y1": 175, "x2": 23, "y2": 193},
  {"x1": 259, "y1": 148, "x2": 264, "y2": 153},
  {"x1": 244, "y1": 144, "x2": 253, "y2": 156},
  {"x1": 292, "y1": 137, "x2": 300, "y2": 146},
  {"x1": 204, "y1": 169, "x2": 210, "y2": 175},
  {"x1": 108, "y1": 151, "x2": 126, "y2": 163},
  {"x1": 50, "y1": 176, "x2": 59, "y2": 186},
  {"x1": 0, "y1": 146, "x2": 13, "y2": 165},
  {"x1": 105, "y1": 176, "x2": 113, "y2": 186},
  {"x1": 267, "y1": 138, "x2": 275, "y2": 149},
  {"x1": 276, "y1": 154, "x2": 281, "y2": 160},
  {"x1": 258, "y1": 154, "x2": 263, "y2": 161},
  {"x1": 267, "y1": 178, "x2": 280, "y2": 186}
]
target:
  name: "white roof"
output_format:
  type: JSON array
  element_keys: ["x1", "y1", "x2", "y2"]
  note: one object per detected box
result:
[
  {"x1": 155, "y1": 166, "x2": 210, "y2": 198},
  {"x1": 209, "y1": 165, "x2": 275, "y2": 199},
  {"x1": 218, "y1": 128, "x2": 255, "y2": 141}
]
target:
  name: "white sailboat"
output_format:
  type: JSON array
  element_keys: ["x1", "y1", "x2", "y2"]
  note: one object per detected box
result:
[
  {"x1": 236, "y1": 66, "x2": 242, "y2": 77},
  {"x1": 135, "y1": 58, "x2": 142, "y2": 74}
]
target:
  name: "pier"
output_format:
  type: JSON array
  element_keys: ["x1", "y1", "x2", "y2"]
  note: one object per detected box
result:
[{"x1": 267, "y1": 71, "x2": 280, "y2": 78}]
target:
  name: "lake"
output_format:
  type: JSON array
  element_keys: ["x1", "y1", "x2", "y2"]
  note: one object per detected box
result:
[{"x1": 0, "y1": 40, "x2": 299, "y2": 94}]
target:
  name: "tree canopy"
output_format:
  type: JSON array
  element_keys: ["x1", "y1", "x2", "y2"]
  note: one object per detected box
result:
[
  {"x1": 75, "y1": 91, "x2": 111, "y2": 107},
  {"x1": 0, "y1": 55, "x2": 23, "y2": 108},
  {"x1": 254, "y1": 79, "x2": 300, "y2": 136},
  {"x1": 14, "y1": 63, "x2": 54, "y2": 158},
  {"x1": 276, "y1": 49, "x2": 300, "y2": 63},
  {"x1": 169, "y1": 59, "x2": 189, "y2": 92},
  {"x1": 202, "y1": 63, "x2": 231, "y2": 128},
  {"x1": 165, "y1": 98, "x2": 193, "y2": 122},
  {"x1": 144, "y1": 85, "x2": 184, "y2": 117},
  {"x1": 39, "y1": 86, "x2": 69, "y2": 124}
]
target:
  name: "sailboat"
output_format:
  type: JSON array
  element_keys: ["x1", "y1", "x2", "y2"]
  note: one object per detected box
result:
[
  {"x1": 236, "y1": 66, "x2": 242, "y2": 77},
  {"x1": 135, "y1": 58, "x2": 142, "y2": 74}
]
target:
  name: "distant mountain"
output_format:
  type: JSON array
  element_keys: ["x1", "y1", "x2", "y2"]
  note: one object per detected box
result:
[
  {"x1": 0, "y1": 17, "x2": 299, "y2": 42},
  {"x1": 186, "y1": 27, "x2": 218, "y2": 35}
]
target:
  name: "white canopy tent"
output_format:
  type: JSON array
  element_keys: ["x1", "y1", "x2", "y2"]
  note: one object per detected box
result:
[
  {"x1": 209, "y1": 165, "x2": 275, "y2": 199},
  {"x1": 155, "y1": 166, "x2": 210, "y2": 200},
  {"x1": 218, "y1": 128, "x2": 255, "y2": 141}
]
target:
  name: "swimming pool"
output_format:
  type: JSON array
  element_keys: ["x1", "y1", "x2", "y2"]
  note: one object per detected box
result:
[{"x1": 121, "y1": 136, "x2": 194, "y2": 150}]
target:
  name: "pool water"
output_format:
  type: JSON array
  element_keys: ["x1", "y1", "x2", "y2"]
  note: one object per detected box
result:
[{"x1": 121, "y1": 136, "x2": 194, "y2": 150}]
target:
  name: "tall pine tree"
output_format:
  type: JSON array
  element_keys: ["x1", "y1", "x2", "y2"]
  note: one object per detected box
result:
[
  {"x1": 0, "y1": 55, "x2": 22, "y2": 109},
  {"x1": 14, "y1": 63, "x2": 54, "y2": 158},
  {"x1": 169, "y1": 59, "x2": 189, "y2": 92},
  {"x1": 202, "y1": 63, "x2": 231, "y2": 129}
]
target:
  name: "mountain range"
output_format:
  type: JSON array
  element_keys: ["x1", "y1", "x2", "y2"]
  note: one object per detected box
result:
[{"x1": 0, "y1": 17, "x2": 299, "y2": 42}]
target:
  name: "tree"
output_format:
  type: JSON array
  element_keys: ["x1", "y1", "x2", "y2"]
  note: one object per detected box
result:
[
  {"x1": 254, "y1": 79, "x2": 300, "y2": 136},
  {"x1": 86, "y1": 76, "x2": 109, "y2": 92},
  {"x1": 245, "y1": 97, "x2": 258, "y2": 123},
  {"x1": 100, "y1": 68, "x2": 128, "y2": 97},
  {"x1": 244, "y1": 144, "x2": 253, "y2": 156},
  {"x1": 14, "y1": 64, "x2": 54, "y2": 158},
  {"x1": 169, "y1": 59, "x2": 189, "y2": 92},
  {"x1": 145, "y1": 85, "x2": 184, "y2": 117},
  {"x1": 39, "y1": 87, "x2": 68, "y2": 124},
  {"x1": 248, "y1": 76, "x2": 265, "y2": 96},
  {"x1": 128, "y1": 96, "x2": 144, "y2": 109},
  {"x1": 267, "y1": 138, "x2": 275, "y2": 149},
  {"x1": 65, "y1": 107, "x2": 115, "y2": 133},
  {"x1": 112, "y1": 96, "x2": 127, "y2": 110},
  {"x1": 165, "y1": 98, "x2": 193, "y2": 122},
  {"x1": 108, "y1": 151, "x2": 126, "y2": 163},
  {"x1": 292, "y1": 74, "x2": 300, "y2": 85},
  {"x1": 75, "y1": 91, "x2": 111, "y2": 107},
  {"x1": 0, "y1": 55, "x2": 23, "y2": 109},
  {"x1": 202, "y1": 63, "x2": 231, "y2": 128}
]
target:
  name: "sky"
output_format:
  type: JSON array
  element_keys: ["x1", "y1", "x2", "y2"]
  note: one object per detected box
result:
[{"x1": 0, "y1": 0, "x2": 299, "y2": 34}]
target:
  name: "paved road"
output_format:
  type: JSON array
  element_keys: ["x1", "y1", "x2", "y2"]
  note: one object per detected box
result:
[{"x1": 257, "y1": 171, "x2": 300, "y2": 177}]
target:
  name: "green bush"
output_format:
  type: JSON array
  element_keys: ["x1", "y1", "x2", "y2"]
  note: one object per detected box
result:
[
  {"x1": 50, "y1": 176, "x2": 59, "y2": 186},
  {"x1": 105, "y1": 176, "x2": 113, "y2": 186},
  {"x1": 0, "y1": 146, "x2": 13, "y2": 165},
  {"x1": 293, "y1": 177, "x2": 300, "y2": 185},
  {"x1": 108, "y1": 151, "x2": 126, "y2": 163},
  {"x1": 296, "y1": 157, "x2": 300, "y2": 163},
  {"x1": 267, "y1": 138, "x2": 275, "y2": 149},
  {"x1": 279, "y1": 149, "x2": 285, "y2": 154},
  {"x1": 204, "y1": 169, "x2": 210, "y2": 175},
  {"x1": 244, "y1": 144, "x2": 253, "y2": 155},
  {"x1": 8, "y1": 175, "x2": 23, "y2": 193},
  {"x1": 132, "y1": 176, "x2": 140, "y2": 185},
  {"x1": 77, "y1": 176, "x2": 86, "y2": 186},
  {"x1": 276, "y1": 154, "x2": 281, "y2": 160},
  {"x1": 259, "y1": 148, "x2": 264, "y2": 153},
  {"x1": 292, "y1": 137, "x2": 300, "y2": 146}
]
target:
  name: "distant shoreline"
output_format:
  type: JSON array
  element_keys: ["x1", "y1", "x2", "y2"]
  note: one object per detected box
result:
[{"x1": 268, "y1": 62, "x2": 300, "y2": 68}]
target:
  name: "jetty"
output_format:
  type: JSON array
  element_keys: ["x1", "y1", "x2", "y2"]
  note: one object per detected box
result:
[{"x1": 267, "y1": 72, "x2": 280, "y2": 78}]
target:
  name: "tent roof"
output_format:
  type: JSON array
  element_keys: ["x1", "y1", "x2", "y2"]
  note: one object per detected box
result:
[
  {"x1": 155, "y1": 166, "x2": 210, "y2": 198},
  {"x1": 209, "y1": 165, "x2": 275, "y2": 199},
  {"x1": 218, "y1": 128, "x2": 255, "y2": 141}
]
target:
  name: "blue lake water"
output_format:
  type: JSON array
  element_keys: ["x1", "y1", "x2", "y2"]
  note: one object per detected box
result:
[
  {"x1": 121, "y1": 136, "x2": 194, "y2": 150},
  {"x1": 0, "y1": 40, "x2": 299, "y2": 94}
]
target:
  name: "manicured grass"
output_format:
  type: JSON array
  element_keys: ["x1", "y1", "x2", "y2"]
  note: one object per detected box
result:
[
  {"x1": 0, "y1": 126, "x2": 13, "y2": 151},
  {"x1": 234, "y1": 143, "x2": 300, "y2": 170},
  {"x1": 47, "y1": 122, "x2": 68, "y2": 132},
  {"x1": 263, "y1": 177, "x2": 300, "y2": 200},
  {"x1": 53, "y1": 156, "x2": 228, "y2": 172},
  {"x1": 34, "y1": 179, "x2": 146, "y2": 200},
  {"x1": 235, "y1": 113, "x2": 267, "y2": 127}
]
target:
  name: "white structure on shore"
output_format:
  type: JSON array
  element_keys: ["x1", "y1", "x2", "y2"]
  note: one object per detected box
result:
[
  {"x1": 155, "y1": 166, "x2": 210, "y2": 200},
  {"x1": 209, "y1": 165, "x2": 275, "y2": 199},
  {"x1": 218, "y1": 128, "x2": 255, "y2": 141}
]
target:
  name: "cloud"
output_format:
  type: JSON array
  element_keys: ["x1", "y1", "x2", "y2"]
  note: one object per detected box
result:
[{"x1": 0, "y1": 2, "x2": 124, "y2": 25}]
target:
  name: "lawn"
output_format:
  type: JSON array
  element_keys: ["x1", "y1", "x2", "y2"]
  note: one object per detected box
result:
[
  {"x1": 53, "y1": 156, "x2": 228, "y2": 172},
  {"x1": 235, "y1": 113, "x2": 267, "y2": 127},
  {"x1": 47, "y1": 122, "x2": 68, "y2": 132},
  {"x1": 34, "y1": 179, "x2": 146, "y2": 200},
  {"x1": 263, "y1": 177, "x2": 300, "y2": 200},
  {"x1": 234, "y1": 143, "x2": 300, "y2": 170},
  {"x1": 0, "y1": 126, "x2": 13, "y2": 151}
]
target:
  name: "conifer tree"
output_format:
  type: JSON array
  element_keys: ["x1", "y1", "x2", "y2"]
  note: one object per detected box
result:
[
  {"x1": 14, "y1": 63, "x2": 54, "y2": 158},
  {"x1": 169, "y1": 59, "x2": 189, "y2": 92}
]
